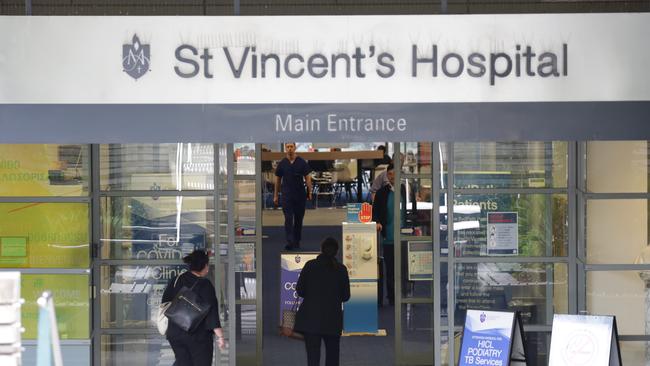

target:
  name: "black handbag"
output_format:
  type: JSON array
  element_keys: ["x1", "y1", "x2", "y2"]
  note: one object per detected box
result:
[{"x1": 164, "y1": 276, "x2": 211, "y2": 333}]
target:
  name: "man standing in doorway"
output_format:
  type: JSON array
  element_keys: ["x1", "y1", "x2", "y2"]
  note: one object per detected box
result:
[
  {"x1": 274, "y1": 142, "x2": 313, "y2": 251},
  {"x1": 372, "y1": 163, "x2": 397, "y2": 306}
]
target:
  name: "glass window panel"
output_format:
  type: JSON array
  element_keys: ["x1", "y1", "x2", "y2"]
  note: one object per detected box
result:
[
  {"x1": 587, "y1": 271, "x2": 647, "y2": 335},
  {"x1": 401, "y1": 178, "x2": 432, "y2": 237},
  {"x1": 236, "y1": 272, "x2": 257, "y2": 301},
  {"x1": 0, "y1": 203, "x2": 89, "y2": 268},
  {"x1": 620, "y1": 341, "x2": 649, "y2": 365},
  {"x1": 219, "y1": 194, "x2": 229, "y2": 244},
  {"x1": 440, "y1": 332, "x2": 454, "y2": 366},
  {"x1": 453, "y1": 142, "x2": 567, "y2": 188},
  {"x1": 454, "y1": 263, "x2": 567, "y2": 326},
  {"x1": 586, "y1": 141, "x2": 648, "y2": 193},
  {"x1": 235, "y1": 180, "x2": 256, "y2": 201},
  {"x1": 440, "y1": 194, "x2": 450, "y2": 257},
  {"x1": 523, "y1": 332, "x2": 551, "y2": 366},
  {"x1": 100, "y1": 334, "x2": 175, "y2": 366},
  {"x1": 22, "y1": 274, "x2": 90, "y2": 339},
  {"x1": 0, "y1": 144, "x2": 89, "y2": 196},
  {"x1": 440, "y1": 142, "x2": 449, "y2": 186},
  {"x1": 586, "y1": 199, "x2": 648, "y2": 264},
  {"x1": 400, "y1": 303, "x2": 433, "y2": 364},
  {"x1": 401, "y1": 142, "x2": 432, "y2": 175},
  {"x1": 100, "y1": 196, "x2": 214, "y2": 260},
  {"x1": 452, "y1": 194, "x2": 567, "y2": 257},
  {"x1": 235, "y1": 201, "x2": 256, "y2": 237},
  {"x1": 236, "y1": 304, "x2": 257, "y2": 364},
  {"x1": 234, "y1": 143, "x2": 256, "y2": 175},
  {"x1": 218, "y1": 144, "x2": 228, "y2": 189},
  {"x1": 100, "y1": 143, "x2": 214, "y2": 191},
  {"x1": 100, "y1": 264, "x2": 217, "y2": 329}
]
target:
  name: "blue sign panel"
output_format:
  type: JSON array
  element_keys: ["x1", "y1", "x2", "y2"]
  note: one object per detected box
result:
[
  {"x1": 346, "y1": 204, "x2": 362, "y2": 223},
  {"x1": 459, "y1": 310, "x2": 515, "y2": 366}
]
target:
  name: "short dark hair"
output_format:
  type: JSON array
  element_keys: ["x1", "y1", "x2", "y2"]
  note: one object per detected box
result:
[
  {"x1": 183, "y1": 249, "x2": 209, "y2": 272},
  {"x1": 377, "y1": 145, "x2": 386, "y2": 151},
  {"x1": 387, "y1": 163, "x2": 394, "y2": 172}
]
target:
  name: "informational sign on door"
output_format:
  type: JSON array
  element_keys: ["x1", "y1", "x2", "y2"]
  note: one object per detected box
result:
[
  {"x1": 549, "y1": 314, "x2": 622, "y2": 366},
  {"x1": 407, "y1": 241, "x2": 433, "y2": 281},
  {"x1": 458, "y1": 309, "x2": 528, "y2": 366},
  {"x1": 346, "y1": 203, "x2": 373, "y2": 223},
  {"x1": 342, "y1": 222, "x2": 378, "y2": 333},
  {"x1": 279, "y1": 252, "x2": 318, "y2": 324},
  {"x1": 487, "y1": 212, "x2": 519, "y2": 256}
]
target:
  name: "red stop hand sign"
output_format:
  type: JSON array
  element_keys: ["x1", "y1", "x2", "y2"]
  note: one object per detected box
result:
[{"x1": 358, "y1": 202, "x2": 372, "y2": 223}]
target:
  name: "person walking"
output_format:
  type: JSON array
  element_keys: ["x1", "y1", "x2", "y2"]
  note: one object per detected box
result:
[
  {"x1": 162, "y1": 249, "x2": 226, "y2": 366},
  {"x1": 274, "y1": 142, "x2": 313, "y2": 250},
  {"x1": 294, "y1": 237, "x2": 351, "y2": 366}
]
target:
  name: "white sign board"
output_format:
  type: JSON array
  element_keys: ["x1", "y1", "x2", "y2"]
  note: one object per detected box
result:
[
  {"x1": 342, "y1": 222, "x2": 378, "y2": 280},
  {"x1": 0, "y1": 14, "x2": 649, "y2": 103},
  {"x1": 549, "y1": 314, "x2": 621, "y2": 366}
]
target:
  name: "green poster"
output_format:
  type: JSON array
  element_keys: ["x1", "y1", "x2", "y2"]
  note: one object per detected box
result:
[
  {"x1": 0, "y1": 144, "x2": 87, "y2": 197},
  {"x1": 21, "y1": 274, "x2": 89, "y2": 339},
  {"x1": 0, "y1": 237, "x2": 28, "y2": 266},
  {"x1": 0, "y1": 203, "x2": 89, "y2": 268}
]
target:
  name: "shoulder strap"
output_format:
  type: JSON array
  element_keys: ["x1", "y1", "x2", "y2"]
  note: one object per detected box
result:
[
  {"x1": 173, "y1": 274, "x2": 181, "y2": 288},
  {"x1": 189, "y1": 276, "x2": 204, "y2": 291}
]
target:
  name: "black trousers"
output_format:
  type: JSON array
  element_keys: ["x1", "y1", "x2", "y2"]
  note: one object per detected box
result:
[
  {"x1": 382, "y1": 244, "x2": 395, "y2": 305},
  {"x1": 282, "y1": 196, "x2": 306, "y2": 246},
  {"x1": 169, "y1": 334, "x2": 214, "y2": 366},
  {"x1": 303, "y1": 332, "x2": 341, "y2": 366}
]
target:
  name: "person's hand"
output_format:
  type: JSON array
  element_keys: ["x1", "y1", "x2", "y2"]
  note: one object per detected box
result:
[
  {"x1": 216, "y1": 336, "x2": 226, "y2": 351},
  {"x1": 307, "y1": 190, "x2": 312, "y2": 201},
  {"x1": 273, "y1": 195, "x2": 279, "y2": 207},
  {"x1": 376, "y1": 223, "x2": 382, "y2": 232}
]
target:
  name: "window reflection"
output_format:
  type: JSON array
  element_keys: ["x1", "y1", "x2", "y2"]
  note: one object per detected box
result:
[
  {"x1": 454, "y1": 263, "x2": 566, "y2": 326},
  {"x1": 453, "y1": 142, "x2": 567, "y2": 188},
  {"x1": 100, "y1": 196, "x2": 214, "y2": 259},
  {"x1": 100, "y1": 143, "x2": 214, "y2": 191},
  {"x1": 452, "y1": 194, "x2": 567, "y2": 257},
  {"x1": 0, "y1": 144, "x2": 89, "y2": 196}
]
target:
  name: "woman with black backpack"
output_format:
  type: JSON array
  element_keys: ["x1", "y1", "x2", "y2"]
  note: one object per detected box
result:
[{"x1": 162, "y1": 249, "x2": 225, "y2": 366}]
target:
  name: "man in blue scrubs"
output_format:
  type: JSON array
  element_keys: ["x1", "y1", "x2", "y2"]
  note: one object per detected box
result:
[{"x1": 274, "y1": 142, "x2": 313, "y2": 250}]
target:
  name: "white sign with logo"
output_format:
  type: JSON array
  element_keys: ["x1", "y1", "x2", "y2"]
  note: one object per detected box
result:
[
  {"x1": 0, "y1": 14, "x2": 649, "y2": 103},
  {"x1": 549, "y1": 314, "x2": 621, "y2": 366}
]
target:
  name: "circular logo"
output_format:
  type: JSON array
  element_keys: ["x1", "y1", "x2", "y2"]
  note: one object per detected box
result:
[{"x1": 562, "y1": 330, "x2": 598, "y2": 365}]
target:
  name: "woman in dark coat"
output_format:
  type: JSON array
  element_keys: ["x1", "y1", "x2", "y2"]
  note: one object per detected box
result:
[
  {"x1": 162, "y1": 249, "x2": 225, "y2": 366},
  {"x1": 294, "y1": 237, "x2": 351, "y2": 366}
]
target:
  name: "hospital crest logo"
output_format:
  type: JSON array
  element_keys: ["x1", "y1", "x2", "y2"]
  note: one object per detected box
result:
[
  {"x1": 122, "y1": 34, "x2": 150, "y2": 80},
  {"x1": 480, "y1": 312, "x2": 487, "y2": 323}
]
